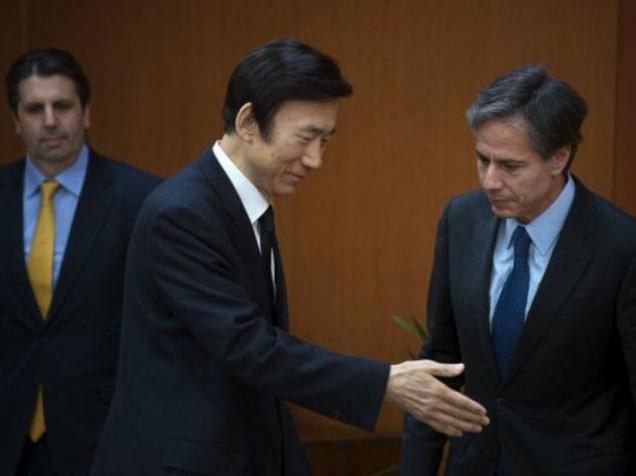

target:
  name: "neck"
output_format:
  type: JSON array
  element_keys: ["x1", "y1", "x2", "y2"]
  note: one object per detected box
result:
[
  {"x1": 30, "y1": 154, "x2": 79, "y2": 179},
  {"x1": 219, "y1": 134, "x2": 272, "y2": 201}
]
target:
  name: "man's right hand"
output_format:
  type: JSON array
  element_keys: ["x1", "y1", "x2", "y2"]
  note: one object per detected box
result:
[{"x1": 385, "y1": 360, "x2": 489, "y2": 437}]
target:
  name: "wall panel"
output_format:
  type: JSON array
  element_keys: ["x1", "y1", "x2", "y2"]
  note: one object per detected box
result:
[
  {"x1": 0, "y1": 0, "x2": 27, "y2": 165},
  {"x1": 0, "y1": 0, "x2": 621, "y2": 473},
  {"x1": 615, "y1": 0, "x2": 636, "y2": 214}
]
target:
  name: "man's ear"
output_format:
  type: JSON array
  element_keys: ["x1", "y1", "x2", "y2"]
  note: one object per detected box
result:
[
  {"x1": 83, "y1": 104, "x2": 91, "y2": 130},
  {"x1": 13, "y1": 112, "x2": 22, "y2": 135},
  {"x1": 235, "y1": 103, "x2": 259, "y2": 142},
  {"x1": 550, "y1": 144, "x2": 571, "y2": 176}
]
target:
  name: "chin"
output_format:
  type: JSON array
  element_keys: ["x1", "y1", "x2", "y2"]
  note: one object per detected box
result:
[
  {"x1": 274, "y1": 183, "x2": 299, "y2": 196},
  {"x1": 491, "y1": 206, "x2": 516, "y2": 219}
]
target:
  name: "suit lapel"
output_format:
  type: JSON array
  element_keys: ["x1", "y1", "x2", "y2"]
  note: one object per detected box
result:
[
  {"x1": 0, "y1": 161, "x2": 43, "y2": 330},
  {"x1": 504, "y1": 181, "x2": 596, "y2": 384},
  {"x1": 470, "y1": 207, "x2": 500, "y2": 384},
  {"x1": 196, "y1": 150, "x2": 275, "y2": 323},
  {"x1": 47, "y1": 153, "x2": 115, "y2": 322}
]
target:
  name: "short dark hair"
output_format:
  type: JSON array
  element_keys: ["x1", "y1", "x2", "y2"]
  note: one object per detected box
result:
[
  {"x1": 222, "y1": 38, "x2": 353, "y2": 139},
  {"x1": 6, "y1": 48, "x2": 90, "y2": 114},
  {"x1": 466, "y1": 65, "x2": 587, "y2": 169}
]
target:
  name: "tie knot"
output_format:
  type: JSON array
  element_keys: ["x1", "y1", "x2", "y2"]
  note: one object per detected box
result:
[
  {"x1": 40, "y1": 181, "x2": 60, "y2": 202},
  {"x1": 512, "y1": 226, "x2": 531, "y2": 258},
  {"x1": 259, "y1": 206, "x2": 274, "y2": 234}
]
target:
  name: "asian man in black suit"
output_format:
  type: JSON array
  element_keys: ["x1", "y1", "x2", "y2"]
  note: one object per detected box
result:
[
  {"x1": 400, "y1": 66, "x2": 636, "y2": 475},
  {"x1": 91, "y1": 39, "x2": 490, "y2": 476},
  {"x1": 0, "y1": 49, "x2": 160, "y2": 475}
]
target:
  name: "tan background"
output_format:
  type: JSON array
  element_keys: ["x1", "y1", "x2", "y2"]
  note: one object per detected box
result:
[{"x1": 1, "y1": 0, "x2": 634, "y2": 473}]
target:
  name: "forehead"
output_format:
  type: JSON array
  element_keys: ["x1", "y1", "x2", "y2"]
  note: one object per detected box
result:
[
  {"x1": 474, "y1": 119, "x2": 537, "y2": 159},
  {"x1": 17, "y1": 74, "x2": 79, "y2": 104},
  {"x1": 270, "y1": 100, "x2": 339, "y2": 132}
]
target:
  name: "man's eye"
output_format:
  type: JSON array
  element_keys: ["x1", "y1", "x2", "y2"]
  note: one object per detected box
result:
[{"x1": 25, "y1": 105, "x2": 43, "y2": 113}]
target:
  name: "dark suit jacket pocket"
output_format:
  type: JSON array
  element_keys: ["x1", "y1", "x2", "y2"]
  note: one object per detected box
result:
[{"x1": 162, "y1": 439, "x2": 251, "y2": 475}]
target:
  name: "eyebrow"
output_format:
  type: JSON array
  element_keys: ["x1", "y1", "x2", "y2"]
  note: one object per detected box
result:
[
  {"x1": 22, "y1": 98, "x2": 74, "y2": 107},
  {"x1": 300, "y1": 125, "x2": 337, "y2": 136},
  {"x1": 475, "y1": 151, "x2": 524, "y2": 164}
]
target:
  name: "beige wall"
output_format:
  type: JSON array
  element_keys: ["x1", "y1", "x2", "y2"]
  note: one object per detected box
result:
[{"x1": 1, "y1": 0, "x2": 630, "y2": 466}]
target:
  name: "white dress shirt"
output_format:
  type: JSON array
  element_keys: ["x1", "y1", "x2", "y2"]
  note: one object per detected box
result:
[{"x1": 212, "y1": 141, "x2": 275, "y2": 285}]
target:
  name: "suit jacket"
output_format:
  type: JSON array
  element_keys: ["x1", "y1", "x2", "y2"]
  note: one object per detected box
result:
[
  {"x1": 90, "y1": 148, "x2": 389, "y2": 476},
  {"x1": 400, "y1": 179, "x2": 636, "y2": 476},
  {"x1": 0, "y1": 151, "x2": 160, "y2": 475}
]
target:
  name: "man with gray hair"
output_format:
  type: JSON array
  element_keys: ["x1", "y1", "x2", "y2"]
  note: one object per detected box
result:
[{"x1": 400, "y1": 65, "x2": 636, "y2": 475}]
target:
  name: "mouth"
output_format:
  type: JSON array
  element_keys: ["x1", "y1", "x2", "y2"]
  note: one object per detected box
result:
[
  {"x1": 488, "y1": 196, "x2": 511, "y2": 205},
  {"x1": 40, "y1": 136, "x2": 65, "y2": 147},
  {"x1": 285, "y1": 172, "x2": 305, "y2": 184}
]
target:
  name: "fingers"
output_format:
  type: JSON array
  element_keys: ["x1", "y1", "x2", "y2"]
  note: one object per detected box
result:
[
  {"x1": 388, "y1": 359, "x2": 490, "y2": 437},
  {"x1": 437, "y1": 382, "x2": 488, "y2": 418},
  {"x1": 413, "y1": 400, "x2": 485, "y2": 437},
  {"x1": 419, "y1": 360, "x2": 488, "y2": 417},
  {"x1": 422, "y1": 360, "x2": 465, "y2": 378},
  {"x1": 408, "y1": 372, "x2": 490, "y2": 437}
]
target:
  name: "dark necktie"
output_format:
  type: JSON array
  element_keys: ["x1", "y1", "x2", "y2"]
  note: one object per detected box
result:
[
  {"x1": 491, "y1": 225, "x2": 531, "y2": 379},
  {"x1": 258, "y1": 206, "x2": 275, "y2": 303}
]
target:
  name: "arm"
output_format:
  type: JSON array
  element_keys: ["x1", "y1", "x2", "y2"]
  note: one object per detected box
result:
[
  {"x1": 147, "y1": 204, "x2": 388, "y2": 430},
  {"x1": 147, "y1": 203, "x2": 487, "y2": 436}
]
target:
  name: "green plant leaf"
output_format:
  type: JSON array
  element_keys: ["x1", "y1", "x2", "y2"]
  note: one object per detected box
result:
[
  {"x1": 413, "y1": 317, "x2": 429, "y2": 341},
  {"x1": 392, "y1": 315, "x2": 428, "y2": 342}
]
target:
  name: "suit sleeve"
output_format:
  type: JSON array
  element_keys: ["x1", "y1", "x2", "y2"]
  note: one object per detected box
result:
[
  {"x1": 146, "y1": 204, "x2": 389, "y2": 431},
  {"x1": 618, "y1": 251, "x2": 636, "y2": 406},
  {"x1": 400, "y1": 201, "x2": 464, "y2": 476}
]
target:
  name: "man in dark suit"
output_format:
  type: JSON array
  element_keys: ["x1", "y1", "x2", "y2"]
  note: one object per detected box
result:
[
  {"x1": 0, "y1": 49, "x2": 160, "y2": 475},
  {"x1": 91, "y1": 39, "x2": 490, "y2": 476},
  {"x1": 400, "y1": 65, "x2": 636, "y2": 475}
]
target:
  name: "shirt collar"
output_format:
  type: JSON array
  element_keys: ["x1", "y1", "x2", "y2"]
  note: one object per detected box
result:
[
  {"x1": 24, "y1": 144, "x2": 89, "y2": 198},
  {"x1": 503, "y1": 173, "x2": 576, "y2": 255},
  {"x1": 212, "y1": 141, "x2": 270, "y2": 224}
]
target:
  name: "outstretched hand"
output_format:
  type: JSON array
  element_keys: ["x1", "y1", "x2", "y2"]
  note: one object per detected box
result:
[{"x1": 386, "y1": 360, "x2": 489, "y2": 437}]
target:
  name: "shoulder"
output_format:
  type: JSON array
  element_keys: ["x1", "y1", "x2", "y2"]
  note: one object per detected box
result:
[
  {"x1": 88, "y1": 151, "x2": 162, "y2": 211},
  {"x1": 138, "y1": 159, "x2": 226, "y2": 235},
  {"x1": 442, "y1": 189, "x2": 491, "y2": 223},
  {"x1": 90, "y1": 151, "x2": 161, "y2": 190},
  {"x1": 0, "y1": 158, "x2": 25, "y2": 184},
  {"x1": 575, "y1": 180, "x2": 636, "y2": 234}
]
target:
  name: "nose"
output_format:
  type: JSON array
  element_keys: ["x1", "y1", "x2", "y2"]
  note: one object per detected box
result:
[
  {"x1": 481, "y1": 163, "x2": 502, "y2": 191},
  {"x1": 43, "y1": 105, "x2": 57, "y2": 128},
  {"x1": 301, "y1": 140, "x2": 323, "y2": 170}
]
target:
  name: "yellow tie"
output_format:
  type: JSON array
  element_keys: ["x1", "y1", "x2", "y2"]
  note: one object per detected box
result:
[{"x1": 27, "y1": 180, "x2": 59, "y2": 442}]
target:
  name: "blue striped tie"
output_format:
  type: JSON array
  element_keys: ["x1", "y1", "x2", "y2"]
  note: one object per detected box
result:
[{"x1": 492, "y1": 226, "x2": 531, "y2": 378}]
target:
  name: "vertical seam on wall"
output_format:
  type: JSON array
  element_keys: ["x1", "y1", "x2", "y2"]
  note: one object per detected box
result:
[
  {"x1": 612, "y1": 0, "x2": 621, "y2": 205},
  {"x1": 19, "y1": 0, "x2": 29, "y2": 51}
]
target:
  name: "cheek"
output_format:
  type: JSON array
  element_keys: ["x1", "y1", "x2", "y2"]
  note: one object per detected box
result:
[{"x1": 514, "y1": 173, "x2": 545, "y2": 204}]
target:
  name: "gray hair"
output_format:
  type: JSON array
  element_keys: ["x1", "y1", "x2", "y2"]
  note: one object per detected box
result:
[{"x1": 466, "y1": 65, "x2": 587, "y2": 169}]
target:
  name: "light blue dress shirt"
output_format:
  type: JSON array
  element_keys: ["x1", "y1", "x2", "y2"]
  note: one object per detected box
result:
[
  {"x1": 488, "y1": 175, "x2": 576, "y2": 326},
  {"x1": 23, "y1": 145, "x2": 89, "y2": 288}
]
